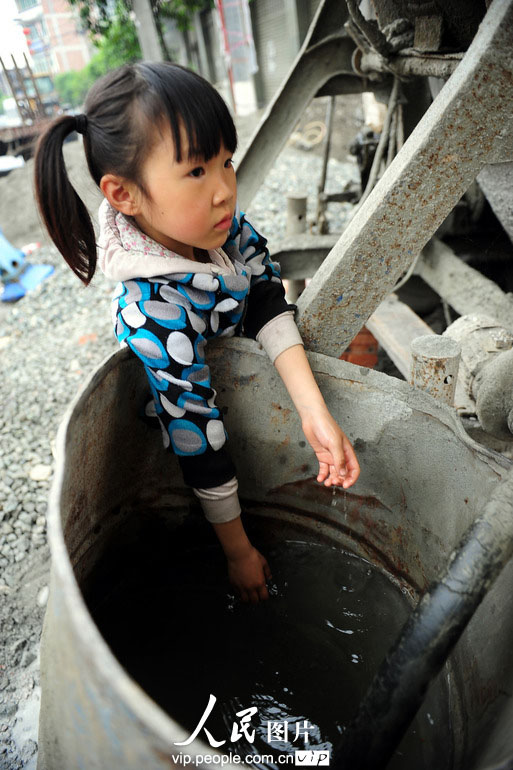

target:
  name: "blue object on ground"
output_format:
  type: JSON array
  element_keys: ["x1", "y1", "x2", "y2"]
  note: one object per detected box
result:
[
  {"x1": 1, "y1": 263, "x2": 55, "y2": 302},
  {"x1": 0, "y1": 227, "x2": 25, "y2": 282}
]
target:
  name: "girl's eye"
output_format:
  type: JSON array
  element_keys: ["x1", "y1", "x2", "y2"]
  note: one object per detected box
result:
[
  {"x1": 189, "y1": 167, "x2": 205, "y2": 178},
  {"x1": 224, "y1": 158, "x2": 234, "y2": 169}
]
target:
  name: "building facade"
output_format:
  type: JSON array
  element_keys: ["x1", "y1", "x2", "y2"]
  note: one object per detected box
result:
[{"x1": 14, "y1": 0, "x2": 92, "y2": 75}]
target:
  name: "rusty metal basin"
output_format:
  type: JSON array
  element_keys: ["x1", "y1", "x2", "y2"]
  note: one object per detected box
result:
[{"x1": 37, "y1": 338, "x2": 513, "y2": 769}]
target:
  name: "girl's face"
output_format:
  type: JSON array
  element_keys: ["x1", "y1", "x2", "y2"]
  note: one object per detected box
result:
[{"x1": 133, "y1": 124, "x2": 237, "y2": 259}]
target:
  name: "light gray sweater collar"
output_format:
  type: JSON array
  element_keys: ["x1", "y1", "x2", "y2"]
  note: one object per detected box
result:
[{"x1": 97, "y1": 199, "x2": 235, "y2": 282}]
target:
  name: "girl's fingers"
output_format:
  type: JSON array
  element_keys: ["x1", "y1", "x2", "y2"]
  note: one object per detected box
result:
[
  {"x1": 343, "y1": 442, "x2": 361, "y2": 485},
  {"x1": 328, "y1": 438, "x2": 345, "y2": 478},
  {"x1": 258, "y1": 584, "x2": 269, "y2": 601},
  {"x1": 332, "y1": 463, "x2": 347, "y2": 479},
  {"x1": 341, "y1": 465, "x2": 359, "y2": 488},
  {"x1": 326, "y1": 467, "x2": 344, "y2": 487},
  {"x1": 317, "y1": 461, "x2": 329, "y2": 482}
]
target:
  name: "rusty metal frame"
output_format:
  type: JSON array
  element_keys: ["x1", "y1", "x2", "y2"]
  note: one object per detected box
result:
[
  {"x1": 237, "y1": 0, "x2": 513, "y2": 362},
  {"x1": 294, "y1": 0, "x2": 513, "y2": 356}
]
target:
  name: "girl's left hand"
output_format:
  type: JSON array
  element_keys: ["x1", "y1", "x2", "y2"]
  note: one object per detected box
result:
[{"x1": 301, "y1": 406, "x2": 360, "y2": 489}]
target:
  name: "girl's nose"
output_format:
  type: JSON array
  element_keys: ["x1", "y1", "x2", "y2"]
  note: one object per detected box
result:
[{"x1": 213, "y1": 176, "x2": 234, "y2": 206}]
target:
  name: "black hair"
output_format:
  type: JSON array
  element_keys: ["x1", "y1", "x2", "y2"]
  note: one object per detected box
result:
[{"x1": 34, "y1": 62, "x2": 238, "y2": 285}]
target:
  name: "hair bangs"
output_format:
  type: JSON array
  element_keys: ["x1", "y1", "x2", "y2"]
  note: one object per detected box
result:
[
  {"x1": 179, "y1": 85, "x2": 237, "y2": 162},
  {"x1": 135, "y1": 62, "x2": 237, "y2": 163}
]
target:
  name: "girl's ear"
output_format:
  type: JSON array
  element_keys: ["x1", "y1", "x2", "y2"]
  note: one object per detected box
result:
[{"x1": 100, "y1": 173, "x2": 142, "y2": 215}]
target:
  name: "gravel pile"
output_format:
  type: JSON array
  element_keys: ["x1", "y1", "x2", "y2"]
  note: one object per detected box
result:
[{"x1": 0, "y1": 106, "x2": 361, "y2": 769}]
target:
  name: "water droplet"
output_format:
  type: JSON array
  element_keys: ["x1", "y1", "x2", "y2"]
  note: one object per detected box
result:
[{"x1": 326, "y1": 619, "x2": 354, "y2": 634}]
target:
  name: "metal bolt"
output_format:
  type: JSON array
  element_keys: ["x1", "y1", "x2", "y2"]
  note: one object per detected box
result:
[{"x1": 492, "y1": 330, "x2": 513, "y2": 350}]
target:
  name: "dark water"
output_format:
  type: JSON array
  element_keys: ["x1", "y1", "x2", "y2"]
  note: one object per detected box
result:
[{"x1": 83, "y1": 514, "x2": 452, "y2": 769}]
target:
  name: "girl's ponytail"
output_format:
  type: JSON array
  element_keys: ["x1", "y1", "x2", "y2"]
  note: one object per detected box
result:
[{"x1": 34, "y1": 115, "x2": 96, "y2": 285}]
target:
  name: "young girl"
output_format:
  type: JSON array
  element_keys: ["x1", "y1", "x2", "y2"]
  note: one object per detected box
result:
[{"x1": 34, "y1": 62, "x2": 360, "y2": 604}]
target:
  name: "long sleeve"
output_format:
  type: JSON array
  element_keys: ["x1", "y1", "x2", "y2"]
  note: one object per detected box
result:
[
  {"x1": 224, "y1": 207, "x2": 304, "y2": 359},
  {"x1": 114, "y1": 277, "x2": 237, "y2": 490},
  {"x1": 193, "y1": 477, "x2": 241, "y2": 523}
]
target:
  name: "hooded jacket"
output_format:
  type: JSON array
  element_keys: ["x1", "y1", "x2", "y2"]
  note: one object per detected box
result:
[{"x1": 98, "y1": 199, "x2": 303, "y2": 522}]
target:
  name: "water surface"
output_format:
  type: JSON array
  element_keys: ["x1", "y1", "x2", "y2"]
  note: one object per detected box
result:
[{"x1": 84, "y1": 514, "x2": 452, "y2": 768}]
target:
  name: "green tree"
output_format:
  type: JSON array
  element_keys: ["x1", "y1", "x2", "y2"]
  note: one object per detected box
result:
[
  {"x1": 54, "y1": 70, "x2": 91, "y2": 108},
  {"x1": 88, "y1": 1, "x2": 141, "y2": 71},
  {"x1": 157, "y1": 0, "x2": 213, "y2": 33},
  {"x1": 56, "y1": 0, "x2": 215, "y2": 107},
  {"x1": 68, "y1": 0, "x2": 212, "y2": 61},
  {"x1": 54, "y1": 2, "x2": 141, "y2": 108}
]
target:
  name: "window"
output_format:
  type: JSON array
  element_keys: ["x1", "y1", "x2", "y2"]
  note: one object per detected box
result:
[{"x1": 15, "y1": 0, "x2": 39, "y2": 12}]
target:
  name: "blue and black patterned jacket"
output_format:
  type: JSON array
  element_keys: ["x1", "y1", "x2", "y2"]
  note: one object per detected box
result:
[{"x1": 98, "y1": 199, "x2": 296, "y2": 490}]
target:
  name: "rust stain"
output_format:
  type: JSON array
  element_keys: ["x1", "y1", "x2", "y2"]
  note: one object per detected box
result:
[
  {"x1": 232, "y1": 373, "x2": 257, "y2": 389},
  {"x1": 270, "y1": 402, "x2": 293, "y2": 425},
  {"x1": 270, "y1": 477, "x2": 427, "y2": 592}
]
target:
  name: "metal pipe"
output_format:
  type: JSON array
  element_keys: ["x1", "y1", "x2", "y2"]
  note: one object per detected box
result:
[
  {"x1": 336, "y1": 466, "x2": 513, "y2": 769},
  {"x1": 345, "y1": 0, "x2": 391, "y2": 58},
  {"x1": 410, "y1": 334, "x2": 461, "y2": 406},
  {"x1": 23, "y1": 53, "x2": 44, "y2": 118},
  {"x1": 396, "y1": 102, "x2": 404, "y2": 150},
  {"x1": 316, "y1": 95, "x2": 336, "y2": 233},
  {"x1": 357, "y1": 50, "x2": 462, "y2": 79},
  {"x1": 10, "y1": 54, "x2": 36, "y2": 123},
  {"x1": 418, "y1": 238, "x2": 513, "y2": 329},
  {"x1": 355, "y1": 77, "x2": 399, "y2": 211},
  {"x1": 319, "y1": 95, "x2": 335, "y2": 195},
  {"x1": 285, "y1": 196, "x2": 307, "y2": 302},
  {"x1": 386, "y1": 108, "x2": 397, "y2": 167},
  {"x1": 0, "y1": 56, "x2": 25, "y2": 125}
]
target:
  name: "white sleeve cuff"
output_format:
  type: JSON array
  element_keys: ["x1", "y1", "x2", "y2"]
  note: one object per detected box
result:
[
  {"x1": 193, "y1": 477, "x2": 241, "y2": 523},
  {"x1": 256, "y1": 311, "x2": 304, "y2": 363}
]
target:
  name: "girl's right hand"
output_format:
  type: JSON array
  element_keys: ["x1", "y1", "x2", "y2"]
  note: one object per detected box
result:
[
  {"x1": 227, "y1": 546, "x2": 272, "y2": 603},
  {"x1": 301, "y1": 404, "x2": 360, "y2": 489}
]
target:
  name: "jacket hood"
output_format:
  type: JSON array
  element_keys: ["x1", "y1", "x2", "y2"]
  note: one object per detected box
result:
[{"x1": 97, "y1": 199, "x2": 236, "y2": 282}]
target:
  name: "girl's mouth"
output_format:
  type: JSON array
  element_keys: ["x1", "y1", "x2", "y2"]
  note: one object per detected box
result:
[{"x1": 214, "y1": 214, "x2": 232, "y2": 230}]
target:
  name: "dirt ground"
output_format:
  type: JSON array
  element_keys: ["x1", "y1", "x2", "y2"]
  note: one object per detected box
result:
[
  {"x1": 0, "y1": 550, "x2": 48, "y2": 770},
  {"x1": 0, "y1": 136, "x2": 103, "y2": 249},
  {"x1": 287, "y1": 94, "x2": 364, "y2": 162}
]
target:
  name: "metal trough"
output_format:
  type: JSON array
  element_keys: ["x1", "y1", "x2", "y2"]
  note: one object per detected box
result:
[{"x1": 38, "y1": 339, "x2": 513, "y2": 769}]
